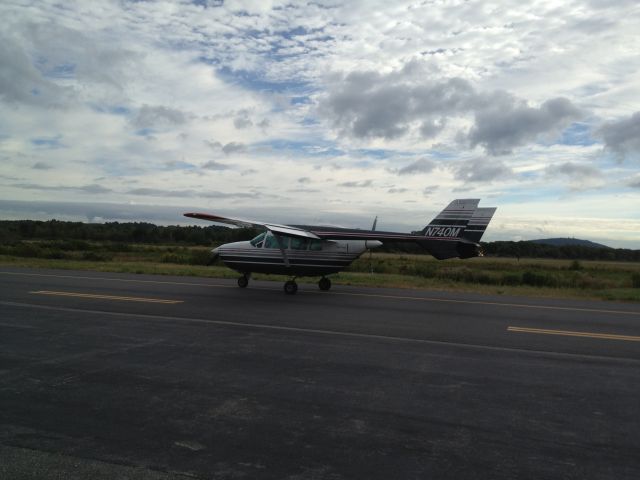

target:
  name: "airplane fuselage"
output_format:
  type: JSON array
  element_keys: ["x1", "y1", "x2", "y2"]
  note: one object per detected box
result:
[{"x1": 213, "y1": 235, "x2": 381, "y2": 277}]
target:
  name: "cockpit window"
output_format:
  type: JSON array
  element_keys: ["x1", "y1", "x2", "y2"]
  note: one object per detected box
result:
[
  {"x1": 264, "y1": 232, "x2": 288, "y2": 249},
  {"x1": 250, "y1": 232, "x2": 266, "y2": 247}
]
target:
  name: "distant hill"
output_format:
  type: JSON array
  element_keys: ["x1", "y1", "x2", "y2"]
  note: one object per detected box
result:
[{"x1": 529, "y1": 238, "x2": 611, "y2": 249}]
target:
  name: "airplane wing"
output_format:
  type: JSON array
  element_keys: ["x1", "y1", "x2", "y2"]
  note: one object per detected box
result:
[{"x1": 183, "y1": 212, "x2": 321, "y2": 240}]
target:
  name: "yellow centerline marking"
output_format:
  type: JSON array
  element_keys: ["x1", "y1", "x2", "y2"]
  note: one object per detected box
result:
[
  {"x1": 30, "y1": 290, "x2": 183, "y2": 304},
  {"x1": 507, "y1": 326, "x2": 640, "y2": 342}
]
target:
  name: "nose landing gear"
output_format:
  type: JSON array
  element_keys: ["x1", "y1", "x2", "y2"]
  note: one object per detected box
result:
[{"x1": 237, "y1": 274, "x2": 249, "y2": 288}]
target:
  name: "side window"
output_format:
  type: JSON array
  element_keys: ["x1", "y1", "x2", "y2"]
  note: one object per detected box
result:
[
  {"x1": 290, "y1": 237, "x2": 309, "y2": 250},
  {"x1": 309, "y1": 239, "x2": 322, "y2": 251},
  {"x1": 264, "y1": 232, "x2": 288, "y2": 249}
]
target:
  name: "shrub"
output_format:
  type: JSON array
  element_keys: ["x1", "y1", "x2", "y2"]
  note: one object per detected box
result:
[
  {"x1": 411, "y1": 264, "x2": 436, "y2": 278},
  {"x1": 632, "y1": 273, "x2": 640, "y2": 289},
  {"x1": 14, "y1": 242, "x2": 42, "y2": 258},
  {"x1": 45, "y1": 249, "x2": 68, "y2": 260},
  {"x1": 189, "y1": 250, "x2": 214, "y2": 265},
  {"x1": 104, "y1": 243, "x2": 132, "y2": 252},
  {"x1": 569, "y1": 260, "x2": 583, "y2": 271},
  {"x1": 522, "y1": 271, "x2": 558, "y2": 288},
  {"x1": 501, "y1": 273, "x2": 522, "y2": 286},
  {"x1": 81, "y1": 251, "x2": 112, "y2": 262},
  {"x1": 161, "y1": 253, "x2": 182, "y2": 264}
]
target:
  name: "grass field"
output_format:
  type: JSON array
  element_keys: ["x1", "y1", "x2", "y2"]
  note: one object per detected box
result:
[{"x1": 1, "y1": 240, "x2": 639, "y2": 302}]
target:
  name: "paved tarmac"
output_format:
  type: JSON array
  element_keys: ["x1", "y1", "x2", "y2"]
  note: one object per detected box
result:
[{"x1": 1, "y1": 267, "x2": 640, "y2": 479}]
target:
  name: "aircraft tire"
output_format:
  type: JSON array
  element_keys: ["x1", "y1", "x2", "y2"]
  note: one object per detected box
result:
[
  {"x1": 318, "y1": 277, "x2": 331, "y2": 291},
  {"x1": 284, "y1": 280, "x2": 298, "y2": 295},
  {"x1": 237, "y1": 275, "x2": 249, "y2": 288}
]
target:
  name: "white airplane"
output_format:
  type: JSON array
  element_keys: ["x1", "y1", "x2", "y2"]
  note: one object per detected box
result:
[{"x1": 184, "y1": 199, "x2": 496, "y2": 294}]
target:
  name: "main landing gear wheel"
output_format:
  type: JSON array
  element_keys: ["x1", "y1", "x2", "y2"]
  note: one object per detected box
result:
[
  {"x1": 237, "y1": 275, "x2": 249, "y2": 288},
  {"x1": 284, "y1": 280, "x2": 298, "y2": 295},
  {"x1": 318, "y1": 277, "x2": 331, "y2": 291}
]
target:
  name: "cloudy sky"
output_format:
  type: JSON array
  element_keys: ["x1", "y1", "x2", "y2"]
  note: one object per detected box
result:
[{"x1": 1, "y1": 0, "x2": 639, "y2": 247}]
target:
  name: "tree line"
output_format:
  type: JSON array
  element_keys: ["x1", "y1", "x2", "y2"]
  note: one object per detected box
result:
[
  {"x1": 1, "y1": 219, "x2": 638, "y2": 261},
  {"x1": 482, "y1": 241, "x2": 640, "y2": 262},
  {"x1": 0, "y1": 219, "x2": 259, "y2": 245}
]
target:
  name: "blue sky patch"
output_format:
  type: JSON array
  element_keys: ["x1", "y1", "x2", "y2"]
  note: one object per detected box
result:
[
  {"x1": 216, "y1": 66, "x2": 310, "y2": 94},
  {"x1": 291, "y1": 96, "x2": 311, "y2": 105},
  {"x1": 355, "y1": 148, "x2": 394, "y2": 160},
  {"x1": 135, "y1": 128, "x2": 155, "y2": 137},
  {"x1": 254, "y1": 139, "x2": 344, "y2": 157},
  {"x1": 34, "y1": 56, "x2": 76, "y2": 79},
  {"x1": 31, "y1": 135, "x2": 65, "y2": 149},
  {"x1": 49, "y1": 63, "x2": 76, "y2": 79},
  {"x1": 557, "y1": 122, "x2": 597, "y2": 147}
]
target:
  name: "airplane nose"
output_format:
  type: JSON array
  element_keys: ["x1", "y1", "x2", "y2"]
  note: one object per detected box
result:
[{"x1": 209, "y1": 247, "x2": 220, "y2": 265}]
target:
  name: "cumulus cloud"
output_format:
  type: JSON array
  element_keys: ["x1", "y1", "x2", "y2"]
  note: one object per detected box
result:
[
  {"x1": 233, "y1": 110, "x2": 253, "y2": 129},
  {"x1": 319, "y1": 73, "x2": 475, "y2": 140},
  {"x1": 419, "y1": 118, "x2": 447, "y2": 139},
  {"x1": 627, "y1": 175, "x2": 640, "y2": 189},
  {"x1": 452, "y1": 158, "x2": 513, "y2": 183},
  {"x1": 423, "y1": 185, "x2": 439, "y2": 196},
  {"x1": 546, "y1": 162, "x2": 600, "y2": 179},
  {"x1": 338, "y1": 180, "x2": 372, "y2": 188},
  {"x1": 0, "y1": 34, "x2": 74, "y2": 107},
  {"x1": 203, "y1": 140, "x2": 248, "y2": 155},
  {"x1": 222, "y1": 142, "x2": 247, "y2": 155},
  {"x1": 319, "y1": 65, "x2": 584, "y2": 155},
  {"x1": 468, "y1": 97, "x2": 585, "y2": 155},
  {"x1": 202, "y1": 160, "x2": 230, "y2": 170},
  {"x1": 132, "y1": 105, "x2": 188, "y2": 129},
  {"x1": 127, "y1": 188, "x2": 194, "y2": 197},
  {"x1": 13, "y1": 183, "x2": 112, "y2": 194},
  {"x1": 32, "y1": 162, "x2": 53, "y2": 170},
  {"x1": 597, "y1": 111, "x2": 640, "y2": 160},
  {"x1": 395, "y1": 158, "x2": 436, "y2": 175},
  {"x1": 126, "y1": 188, "x2": 256, "y2": 199},
  {"x1": 545, "y1": 162, "x2": 603, "y2": 191}
]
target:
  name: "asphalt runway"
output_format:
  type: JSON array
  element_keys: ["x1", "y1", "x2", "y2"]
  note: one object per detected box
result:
[{"x1": 1, "y1": 266, "x2": 640, "y2": 479}]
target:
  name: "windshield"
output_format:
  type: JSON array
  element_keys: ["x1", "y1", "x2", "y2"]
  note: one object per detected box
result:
[{"x1": 249, "y1": 232, "x2": 266, "y2": 247}]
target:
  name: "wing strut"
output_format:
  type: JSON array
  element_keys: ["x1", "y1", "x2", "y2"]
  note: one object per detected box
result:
[{"x1": 272, "y1": 232, "x2": 290, "y2": 268}]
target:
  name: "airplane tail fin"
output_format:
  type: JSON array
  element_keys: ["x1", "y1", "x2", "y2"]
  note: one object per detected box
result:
[
  {"x1": 419, "y1": 199, "x2": 498, "y2": 260},
  {"x1": 420, "y1": 199, "x2": 479, "y2": 239},
  {"x1": 462, "y1": 207, "x2": 497, "y2": 243}
]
